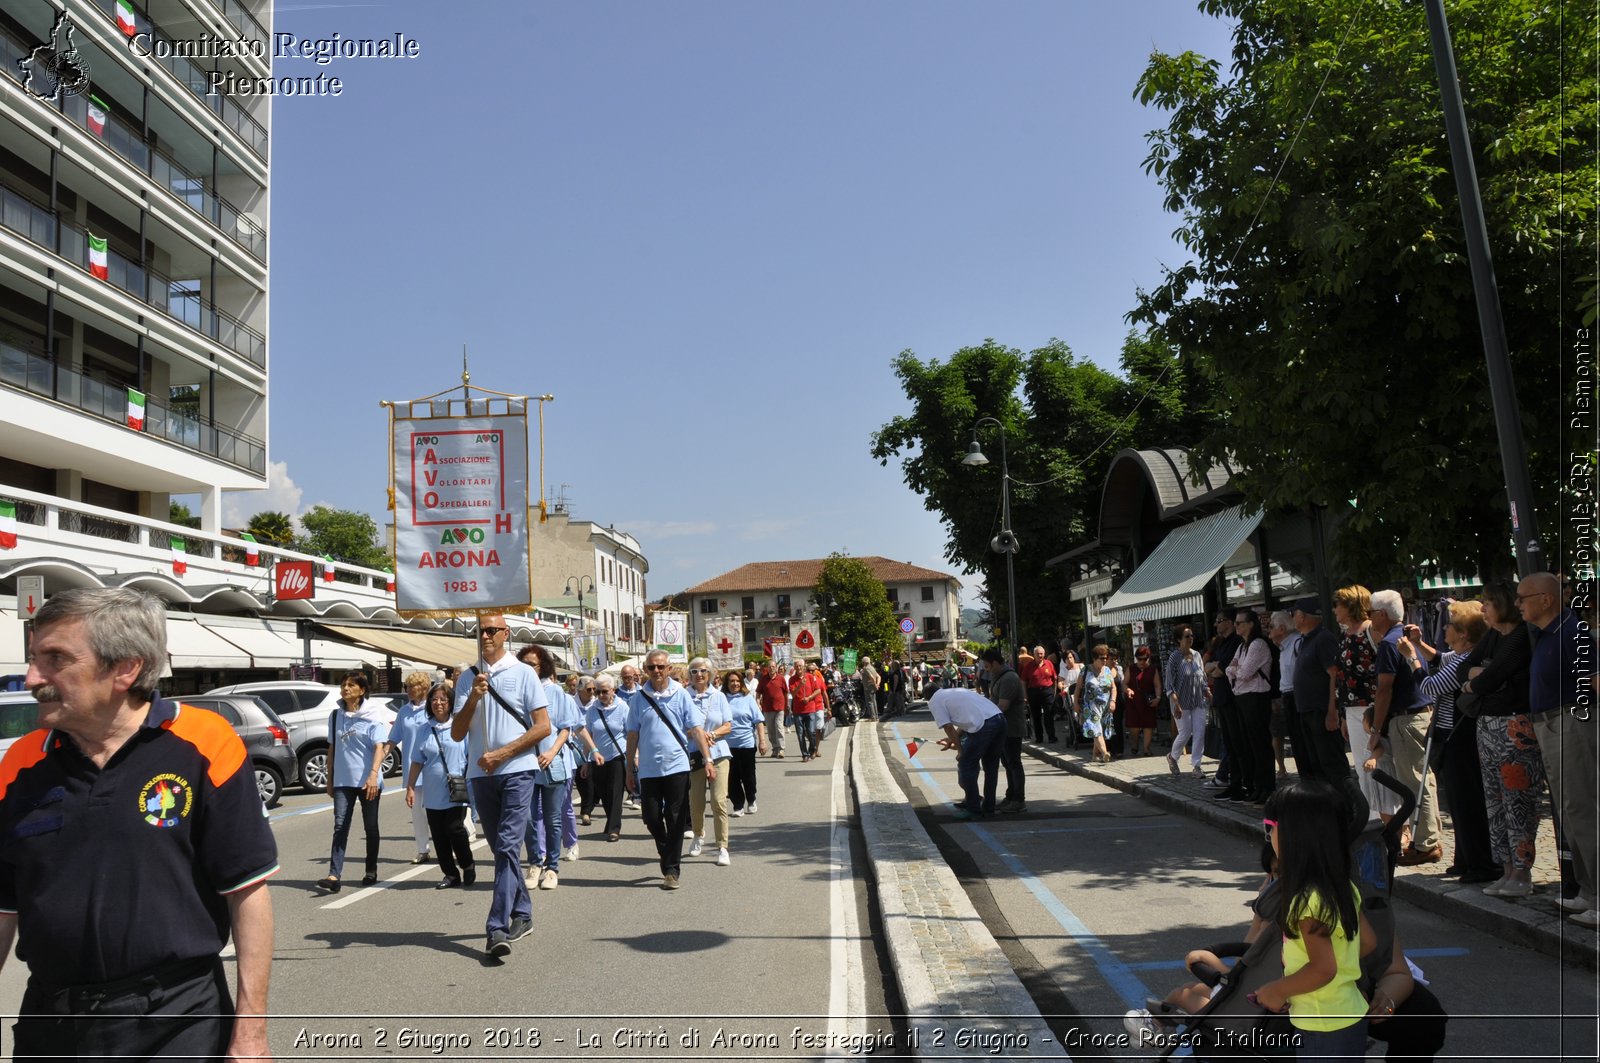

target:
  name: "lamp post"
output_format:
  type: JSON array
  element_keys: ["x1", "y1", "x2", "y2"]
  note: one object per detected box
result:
[
  {"x1": 563, "y1": 575, "x2": 595, "y2": 631},
  {"x1": 962, "y1": 418, "x2": 1019, "y2": 666}
]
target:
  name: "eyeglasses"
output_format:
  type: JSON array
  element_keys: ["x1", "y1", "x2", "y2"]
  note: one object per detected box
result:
[
  {"x1": 1514, "y1": 591, "x2": 1551, "y2": 603},
  {"x1": 689, "y1": 668, "x2": 709, "y2": 676},
  {"x1": 1262, "y1": 818, "x2": 1277, "y2": 839},
  {"x1": 479, "y1": 626, "x2": 508, "y2": 637},
  {"x1": 645, "y1": 664, "x2": 670, "y2": 671}
]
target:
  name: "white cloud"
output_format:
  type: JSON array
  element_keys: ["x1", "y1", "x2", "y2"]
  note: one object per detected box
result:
[
  {"x1": 223, "y1": 461, "x2": 305, "y2": 528},
  {"x1": 621, "y1": 519, "x2": 718, "y2": 540},
  {"x1": 736, "y1": 518, "x2": 798, "y2": 542}
]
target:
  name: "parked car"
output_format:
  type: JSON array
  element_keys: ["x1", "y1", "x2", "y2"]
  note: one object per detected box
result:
[
  {"x1": 179, "y1": 695, "x2": 298, "y2": 808},
  {"x1": 1, "y1": 690, "x2": 295, "y2": 809},
  {"x1": 202, "y1": 681, "x2": 401, "y2": 793}
]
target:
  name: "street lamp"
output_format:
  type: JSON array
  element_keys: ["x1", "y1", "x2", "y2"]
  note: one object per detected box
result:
[
  {"x1": 962, "y1": 417, "x2": 1019, "y2": 666},
  {"x1": 563, "y1": 575, "x2": 595, "y2": 631}
]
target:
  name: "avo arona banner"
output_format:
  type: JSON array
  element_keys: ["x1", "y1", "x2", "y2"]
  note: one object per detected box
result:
[{"x1": 391, "y1": 405, "x2": 531, "y2": 616}]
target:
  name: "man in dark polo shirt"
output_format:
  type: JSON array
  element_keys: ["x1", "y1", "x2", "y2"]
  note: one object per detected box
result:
[
  {"x1": 1288, "y1": 597, "x2": 1348, "y2": 784},
  {"x1": 0, "y1": 588, "x2": 277, "y2": 1061},
  {"x1": 1518, "y1": 571, "x2": 1598, "y2": 928},
  {"x1": 982, "y1": 647, "x2": 1028, "y2": 813}
]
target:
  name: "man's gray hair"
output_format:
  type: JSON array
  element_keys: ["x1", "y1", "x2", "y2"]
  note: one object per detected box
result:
[
  {"x1": 34, "y1": 587, "x2": 166, "y2": 700},
  {"x1": 1269, "y1": 610, "x2": 1293, "y2": 634},
  {"x1": 1370, "y1": 589, "x2": 1405, "y2": 624}
]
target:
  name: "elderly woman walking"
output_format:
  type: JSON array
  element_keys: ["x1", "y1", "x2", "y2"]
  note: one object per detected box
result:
[
  {"x1": 1164, "y1": 626, "x2": 1209, "y2": 777},
  {"x1": 1076, "y1": 645, "x2": 1118, "y2": 763},
  {"x1": 686, "y1": 657, "x2": 735, "y2": 867}
]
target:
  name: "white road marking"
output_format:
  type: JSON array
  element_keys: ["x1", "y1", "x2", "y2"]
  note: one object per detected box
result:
[
  {"x1": 826, "y1": 729, "x2": 867, "y2": 1055},
  {"x1": 320, "y1": 838, "x2": 491, "y2": 910}
]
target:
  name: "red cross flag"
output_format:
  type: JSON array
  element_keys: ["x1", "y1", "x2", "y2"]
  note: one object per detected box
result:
[{"x1": 706, "y1": 618, "x2": 742, "y2": 672}]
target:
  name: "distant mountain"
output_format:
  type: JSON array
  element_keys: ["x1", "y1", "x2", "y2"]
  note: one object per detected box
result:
[{"x1": 961, "y1": 608, "x2": 990, "y2": 642}]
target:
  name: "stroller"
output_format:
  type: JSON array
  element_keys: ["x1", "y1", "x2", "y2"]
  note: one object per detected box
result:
[{"x1": 1141, "y1": 771, "x2": 1415, "y2": 1061}]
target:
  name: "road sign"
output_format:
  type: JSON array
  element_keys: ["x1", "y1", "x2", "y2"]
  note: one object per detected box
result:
[
  {"x1": 17, "y1": 576, "x2": 44, "y2": 619},
  {"x1": 898, "y1": 617, "x2": 915, "y2": 634}
]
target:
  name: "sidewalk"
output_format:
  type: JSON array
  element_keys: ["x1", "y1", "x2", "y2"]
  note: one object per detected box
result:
[{"x1": 1019, "y1": 736, "x2": 1599, "y2": 971}]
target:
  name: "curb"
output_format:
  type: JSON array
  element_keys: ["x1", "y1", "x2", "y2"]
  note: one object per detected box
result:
[
  {"x1": 851, "y1": 725, "x2": 1058, "y2": 1058},
  {"x1": 1021, "y1": 740, "x2": 1599, "y2": 972}
]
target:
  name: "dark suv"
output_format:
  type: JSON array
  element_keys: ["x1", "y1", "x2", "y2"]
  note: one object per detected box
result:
[{"x1": 180, "y1": 695, "x2": 298, "y2": 808}]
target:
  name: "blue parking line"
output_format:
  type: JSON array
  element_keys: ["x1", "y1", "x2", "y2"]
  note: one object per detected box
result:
[
  {"x1": 269, "y1": 801, "x2": 333, "y2": 821},
  {"x1": 891, "y1": 723, "x2": 1154, "y2": 1009}
]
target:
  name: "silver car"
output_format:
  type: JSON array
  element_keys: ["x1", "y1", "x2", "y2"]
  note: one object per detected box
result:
[{"x1": 201, "y1": 681, "x2": 401, "y2": 793}]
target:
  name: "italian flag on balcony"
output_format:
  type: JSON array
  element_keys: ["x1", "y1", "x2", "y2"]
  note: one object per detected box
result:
[
  {"x1": 116, "y1": 0, "x2": 137, "y2": 37},
  {"x1": 384, "y1": 569, "x2": 395, "y2": 593},
  {"x1": 171, "y1": 537, "x2": 188, "y2": 576},
  {"x1": 87, "y1": 96, "x2": 108, "y2": 137},
  {"x1": 0, "y1": 501, "x2": 17, "y2": 550},
  {"x1": 239, "y1": 532, "x2": 260, "y2": 566},
  {"x1": 126, "y1": 388, "x2": 145, "y2": 430},
  {"x1": 322, "y1": 556, "x2": 337, "y2": 583},
  {"x1": 88, "y1": 235, "x2": 109, "y2": 281}
]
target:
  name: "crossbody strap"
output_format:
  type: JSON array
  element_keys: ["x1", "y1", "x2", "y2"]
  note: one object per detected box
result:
[
  {"x1": 468, "y1": 666, "x2": 533, "y2": 731},
  {"x1": 640, "y1": 688, "x2": 692, "y2": 757},
  {"x1": 596, "y1": 708, "x2": 623, "y2": 756},
  {"x1": 431, "y1": 724, "x2": 464, "y2": 776}
]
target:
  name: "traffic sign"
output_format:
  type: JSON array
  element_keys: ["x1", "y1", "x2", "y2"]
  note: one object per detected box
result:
[
  {"x1": 898, "y1": 617, "x2": 915, "y2": 634},
  {"x1": 18, "y1": 576, "x2": 43, "y2": 619}
]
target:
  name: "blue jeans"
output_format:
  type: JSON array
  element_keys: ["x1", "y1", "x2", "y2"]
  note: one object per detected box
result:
[
  {"x1": 956, "y1": 715, "x2": 1005, "y2": 813},
  {"x1": 471, "y1": 771, "x2": 535, "y2": 935},
  {"x1": 1293, "y1": 1019, "x2": 1367, "y2": 1063},
  {"x1": 795, "y1": 712, "x2": 823, "y2": 757},
  {"x1": 329, "y1": 786, "x2": 380, "y2": 879},
  {"x1": 526, "y1": 778, "x2": 568, "y2": 871}
]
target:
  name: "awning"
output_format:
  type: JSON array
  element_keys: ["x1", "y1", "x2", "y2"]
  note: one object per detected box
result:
[
  {"x1": 198, "y1": 617, "x2": 302, "y2": 668},
  {"x1": 167, "y1": 617, "x2": 253, "y2": 669},
  {"x1": 1097, "y1": 505, "x2": 1264, "y2": 625},
  {"x1": 320, "y1": 624, "x2": 480, "y2": 668}
]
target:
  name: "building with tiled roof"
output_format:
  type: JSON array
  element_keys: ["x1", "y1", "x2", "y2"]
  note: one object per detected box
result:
[{"x1": 681, "y1": 557, "x2": 962, "y2": 659}]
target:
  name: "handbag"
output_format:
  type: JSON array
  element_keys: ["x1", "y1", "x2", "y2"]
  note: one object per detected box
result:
[
  {"x1": 432, "y1": 726, "x2": 470, "y2": 804},
  {"x1": 1454, "y1": 658, "x2": 1490, "y2": 720},
  {"x1": 640, "y1": 688, "x2": 705, "y2": 771}
]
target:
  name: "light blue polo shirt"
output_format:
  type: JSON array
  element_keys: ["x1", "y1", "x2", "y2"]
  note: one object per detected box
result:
[
  {"x1": 537, "y1": 680, "x2": 575, "y2": 784},
  {"x1": 586, "y1": 697, "x2": 630, "y2": 762},
  {"x1": 453, "y1": 656, "x2": 548, "y2": 780},
  {"x1": 689, "y1": 687, "x2": 732, "y2": 761},
  {"x1": 624, "y1": 680, "x2": 704, "y2": 779},
  {"x1": 387, "y1": 700, "x2": 430, "y2": 757},
  {"x1": 408, "y1": 720, "x2": 469, "y2": 811},
  {"x1": 330, "y1": 708, "x2": 388, "y2": 789},
  {"x1": 725, "y1": 692, "x2": 762, "y2": 749}
]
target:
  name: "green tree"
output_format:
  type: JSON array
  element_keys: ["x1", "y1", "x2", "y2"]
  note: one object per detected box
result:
[
  {"x1": 811, "y1": 554, "x2": 905, "y2": 662},
  {"x1": 1131, "y1": 0, "x2": 1595, "y2": 580},
  {"x1": 245, "y1": 510, "x2": 295, "y2": 547},
  {"x1": 168, "y1": 501, "x2": 201, "y2": 529},
  {"x1": 295, "y1": 505, "x2": 388, "y2": 569},
  {"x1": 871, "y1": 333, "x2": 1209, "y2": 642}
]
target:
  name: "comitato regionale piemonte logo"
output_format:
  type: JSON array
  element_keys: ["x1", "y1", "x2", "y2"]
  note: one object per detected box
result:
[{"x1": 18, "y1": 13, "x2": 90, "y2": 102}]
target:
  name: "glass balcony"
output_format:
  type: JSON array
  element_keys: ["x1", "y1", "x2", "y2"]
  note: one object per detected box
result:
[{"x1": 0, "y1": 339, "x2": 267, "y2": 475}]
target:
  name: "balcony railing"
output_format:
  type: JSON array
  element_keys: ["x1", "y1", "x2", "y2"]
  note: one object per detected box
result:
[
  {"x1": 89, "y1": 0, "x2": 270, "y2": 160},
  {"x1": 0, "y1": 24, "x2": 267, "y2": 262},
  {"x1": 0, "y1": 179, "x2": 267, "y2": 368},
  {"x1": 0, "y1": 339, "x2": 267, "y2": 475}
]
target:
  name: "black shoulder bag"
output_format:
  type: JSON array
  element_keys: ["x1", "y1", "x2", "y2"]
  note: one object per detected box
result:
[
  {"x1": 639, "y1": 688, "x2": 705, "y2": 771},
  {"x1": 431, "y1": 726, "x2": 471, "y2": 804}
]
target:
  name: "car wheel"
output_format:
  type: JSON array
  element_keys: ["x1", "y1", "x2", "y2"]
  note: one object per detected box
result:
[
  {"x1": 255, "y1": 762, "x2": 284, "y2": 808},
  {"x1": 299, "y1": 745, "x2": 330, "y2": 793},
  {"x1": 381, "y1": 746, "x2": 401, "y2": 777}
]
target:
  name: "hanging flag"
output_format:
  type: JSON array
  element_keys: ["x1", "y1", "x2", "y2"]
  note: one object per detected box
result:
[
  {"x1": 88, "y1": 235, "x2": 109, "y2": 280},
  {"x1": 906, "y1": 739, "x2": 920, "y2": 760},
  {"x1": 0, "y1": 501, "x2": 17, "y2": 550},
  {"x1": 171, "y1": 537, "x2": 187, "y2": 576},
  {"x1": 385, "y1": 570, "x2": 396, "y2": 593},
  {"x1": 126, "y1": 388, "x2": 145, "y2": 430},
  {"x1": 116, "y1": 0, "x2": 136, "y2": 36},
  {"x1": 239, "y1": 532, "x2": 259, "y2": 566},
  {"x1": 322, "y1": 556, "x2": 337, "y2": 583},
  {"x1": 86, "y1": 96, "x2": 107, "y2": 137}
]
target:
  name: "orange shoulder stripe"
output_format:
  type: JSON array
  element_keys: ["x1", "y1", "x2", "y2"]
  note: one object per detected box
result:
[
  {"x1": 165, "y1": 705, "x2": 247, "y2": 789},
  {"x1": 0, "y1": 731, "x2": 53, "y2": 803}
]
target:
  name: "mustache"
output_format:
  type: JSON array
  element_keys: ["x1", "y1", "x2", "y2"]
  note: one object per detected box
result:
[{"x1": 31, "y1": 684, "x2": 61, "y2": 703}]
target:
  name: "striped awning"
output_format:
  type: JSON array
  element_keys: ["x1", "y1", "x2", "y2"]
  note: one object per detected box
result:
[{"x1": 1097, "y1": 506, "x2": 1264, "y2": 625}]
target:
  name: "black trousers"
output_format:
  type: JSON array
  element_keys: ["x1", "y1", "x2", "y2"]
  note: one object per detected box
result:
[
  {"x1": 1235, "y1": 691, "x2": 1275, "y2": 798},
  {"x1": 728, "y1": 747, "x2": 759, "y2": 811},
  {"x1": 15, "y1": 958, "x2": 232, "y2": 1062},
  {"x1": 1027, "y1": 686, "x2": 1057, "y2": 742},
  {"x1": 1290, "y1": 699, "x2": 1352, "y2": 784},
  {"x1": 573, "y1": 763, "x2": 595, "y2": 817},
  {"x1": 640, "y1": 771, "x2": 691, "y2": 876},
  {"x1": 1434, "y1": 723, "x2": 1494, "y2": 873},
  {"x1": 424, "y1": 805, "x2": 475, "y2": 881},
  {"x1": 1365, "y1": 982, "x2": 1449, "y2": 1063},
  {"x1": 590, "y1": 756, "x2": 626, "y2": 835},
  {"x1": 1213, "y1": 691, "x2": 1246, "y2": 790},
  {"x1": 1001, "y1": 736, "x2": 1026, "y2": 802}
]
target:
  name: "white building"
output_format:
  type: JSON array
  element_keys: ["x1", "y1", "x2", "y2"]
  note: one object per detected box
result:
[{"x1": 528, "y1": 503, "x2": 649, "y2": 656}]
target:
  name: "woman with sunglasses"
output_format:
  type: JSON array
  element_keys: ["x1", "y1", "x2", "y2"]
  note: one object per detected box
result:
[
  {"x1": 1125, "y1": 646, "x2": 1163, "y2": 757},
  {"x1": 405, "y1": 683, "x2": 475, "y2": 889},
  {"x1": 1076, "y1": 645, "x2": 1118, "y2": 763},
  {"x1": 685, "y1": 657, "x2": 734, "y2": 866},
  {"x1": 1226, "y1": 609, "x2": 1276, "y2": 804},
  {"x1": 1164, "y1": 626, "x2": 1209, "y2": 776}
]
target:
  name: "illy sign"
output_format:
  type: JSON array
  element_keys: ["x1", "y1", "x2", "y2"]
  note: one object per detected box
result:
[{"x1": 275, "y1": 560, "x2": 315, "y2": 601}]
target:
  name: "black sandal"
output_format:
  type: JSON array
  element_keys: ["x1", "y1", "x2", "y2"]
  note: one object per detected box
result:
[
  {"x1": 361, "y1": 872, "x2": 378, "y2": 886},
  {"x1": 314, "y1": 877, "x2": 341, "y2": 892}
]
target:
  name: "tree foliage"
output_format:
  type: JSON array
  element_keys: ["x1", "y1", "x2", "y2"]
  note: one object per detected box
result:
[
  {"x1": 871, "y1": 334, "x2": 1211, "y2": 643},
  {"x1": 168, "y1": 502, "x2": 200, "y2": 530},
  {"x1": 295, "y1": 505, "x2": 388, "y2": 569},
  {"x1": 811, "y1": 554, "x2": 906, "y2": 662},
  {"x1": 245, "y1": 510, "x2": 295, "y2": 547},
  {"x1": 1131, "y1": 0, "x2": 1595, "y2": 580}
]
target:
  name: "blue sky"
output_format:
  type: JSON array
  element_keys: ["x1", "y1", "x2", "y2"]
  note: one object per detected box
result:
[{"x1": 228, "y1": 0, "x2": 1238, "y2": 603}]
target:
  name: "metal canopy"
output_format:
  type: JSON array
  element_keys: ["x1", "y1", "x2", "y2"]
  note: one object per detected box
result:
[{"x1": 1096, "y1": 506, "x2": 1264, "y2": 625}]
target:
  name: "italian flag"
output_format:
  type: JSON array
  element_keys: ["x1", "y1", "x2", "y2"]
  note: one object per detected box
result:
[
  {"x1": 171, "y1": 537, "x2": 188, "y2": 576},
  {"x1": 322, "y1": 556, "x2": 337, "y2": 582},
  {"x1": 87, "y1": 96, "x2": 107, "y2": 137},
  {"x1": 88, "y1": 234, "x2": 109, "y2": 280},
  {"x1": 240, "y1": 532, "x2": 259, "y2": 566},
  {"x1": 384, "y1": 570, "x2": 395, "y2": 593},
  {"x1": 116, "y1": 0, "x2": 136, "y2": 37},
  {"x1": 0, "y1": 501, "x2": 17, "y2": 550},
  {"x1": 126, "y1": 388, "x2": 145, "y2": 430}
]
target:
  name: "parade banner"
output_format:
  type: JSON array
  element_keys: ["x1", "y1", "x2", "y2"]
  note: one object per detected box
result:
[
  {"x1": 572, "y1": 632, "x2": 609, "y2": 673},
  {"x1": 838, "y1": 648, "x2": 857, "y2": 675},
  {"x1": 767, "y1": 637, "x2": 793, "y2": 667},
  {"x1": 706, "y1": 618, "x2": 743, "y2": 671},
  {"x1": 653, "y1": 611, "x2": 688, "y2": 663},
  {"x1": 390, "y1": 400, "x2": 531, "y2": 616},
  {"x1": 788, "y1": 620, "x2": 820, "y2": 657}
]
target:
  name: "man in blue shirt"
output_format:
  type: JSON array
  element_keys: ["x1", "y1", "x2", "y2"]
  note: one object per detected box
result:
[
  {"x1": 1518, "y1": 571, "x2": 1598, "y2": 928},
  {"x1": 452, "y1": 614, "x2": 551, "y2": 958},
  {"x1": 1370, "y1": 589, "x2": 1440, "y2": 865},
  {"x1": 624, "y1": 649, "x2": 713, "y2": 890}
]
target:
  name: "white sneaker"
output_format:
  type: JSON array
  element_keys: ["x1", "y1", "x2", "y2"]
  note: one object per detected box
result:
[
  {"x1": 688, "y1": 836, "x2": 704, "y2": 857},
  {"x1": 564, "y1": 844, "x2": 580, "y2": 862},
  {"x1": 1555, "y1": 895, "x2": 1590, "y2": 913},
  {"x1": 683, "y1": 829, "x2": 695, "y2": 839},
  {"x1": 730, "y1": 808, "x2": 744, "y2": 817},
  {"x1": 1122, "y1": 1009, "x2": 1164, "y2": 1044},
  {"x1": 539, "y1": 869, "x2": 558, "y2": 890},
  {"x1": 625, "y1": 795, "x2": 638, "y2": 808},
  {"x1": 524, "y1": 867, "x2": 542, "y2": 889},
  {"x1": 715, "y1": 848, "x2": 730, "y2": 867},
  {"x1": 1572, "y1": 907, "x2": 1600, "y2": 928},
  {"x1": 747, "y1": 801, "x2": 757, "y2": 814}
]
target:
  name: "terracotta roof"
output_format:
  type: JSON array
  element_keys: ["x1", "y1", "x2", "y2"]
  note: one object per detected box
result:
[{"x1": 682, "y1": 557, "x2": 960, "y2": 595}]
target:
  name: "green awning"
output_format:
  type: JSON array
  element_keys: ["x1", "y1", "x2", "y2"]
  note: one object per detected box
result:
[{"x1": 1097, "y1": 506, "x2": 1263, "y2": 624}]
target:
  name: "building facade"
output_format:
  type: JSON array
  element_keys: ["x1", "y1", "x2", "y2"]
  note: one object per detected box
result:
[
  {"x1": 681, "y1": 557, "x2": 962, "y2": 659},
  {"x1": 527, "y1": 504, "x2": 649, "y2": 655}
]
